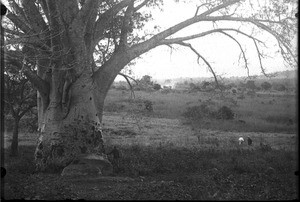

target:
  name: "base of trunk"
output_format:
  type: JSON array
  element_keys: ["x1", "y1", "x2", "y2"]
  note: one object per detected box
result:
[
  {"x1": 61, "y1": 153, "x2": 113, "y2": 176},
  {"x1": 34, "y1": 118, "x2": 105, "y2": 173}
]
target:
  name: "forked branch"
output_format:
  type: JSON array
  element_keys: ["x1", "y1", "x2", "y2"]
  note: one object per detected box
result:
[
  {"x1": 118, "y1": 72, "x2": 138, "y2": 98},
  {"x1": 175, "y1": 42, "x2": 221, "y2": 90}
]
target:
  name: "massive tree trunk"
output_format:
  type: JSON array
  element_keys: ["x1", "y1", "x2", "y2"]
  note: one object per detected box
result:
[{"x1": 34, "y1": 61, "x2": 105, "y2": 171}]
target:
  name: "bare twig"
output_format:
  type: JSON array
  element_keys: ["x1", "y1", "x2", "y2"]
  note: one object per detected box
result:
[
  {"x1": 218, "y1": 31, "x2": 249, "y2": 77},
  {"x1": 118, "y1": 72, "x2": 138, "y2": 99},
  {"x1": 175, "y1": 42, "x2": 221, "y2": 90}
]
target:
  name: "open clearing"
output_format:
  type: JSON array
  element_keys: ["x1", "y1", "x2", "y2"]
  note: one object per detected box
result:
[
  {"x1": 3, "y1": 89, "x2": 298, "y2": 200},
  {"x1": 4, "y1": 112, "x2": 296, "y2": 150}
]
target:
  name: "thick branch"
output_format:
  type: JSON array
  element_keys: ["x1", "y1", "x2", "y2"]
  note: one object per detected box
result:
[
  {"x1": 129, "y1": 0, "x2": 240, "y2": 57},
  {"x1": 6, "y1": 11, "x2": 33, "y2": 34},
  {"x1": 8, "y1": 0, "x2": 28, "y2": 24},
  {"x1": 19, "y1": 104, "x2": 36, "y2": 119},
  {"x1": 2, "y1": 27, "x2": 23, "y2": 36},
  {"x1": 134, "y1": 0, "x2": 151, "y2": 12},
  {"x1": 199, "y1": 16, "x2": 297, "y2": 63},
  {"x1": 93, "y1": 0, "x2": 132, "y2": 45},
  {"x1": 58, "y1": 0, "x2": 79, "y2": 25},
  {"x1": 119, "y1": 1, "x2": 134, "y2": 47},
  {"x1": 46, "y1": 0, "x2": 63, "y2": 57},
  {"x1": 76, "y1": 0, "x2": 98, "y2": 26},
  {"x1": 159, "y1": 28, "x2": 265, "y2": 45},
  {"x1": 21, "y1": 0, "x2": 48, "y2": 33},
  {"x1": 46, "y1": 0, "x2": 61, "y2": 42},
  {"x1": 38, "y1": 0, "x2": 50, "y2": 23}
]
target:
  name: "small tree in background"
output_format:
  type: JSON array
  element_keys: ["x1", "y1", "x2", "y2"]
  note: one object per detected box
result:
[
  {"x1": 245, "y1": 80, "x2": 257, "y2": 90},
  {"x1": 140, "y1": 75, "x2": 153, "y2": 86},
  {"x1": 261, "y1": 82, "x2": 272, "y2": 91},
  {"x1": 4, "y1": 55, "x2": 37, "y2": 156},
  {"x1": 153, "y1": 83, "x2": 162, "y2": 91},
  {"x1": 273, "y1": 84, "x2": 287, "y2": 91},
  {"x1": 137, "y1": 75, "x2": 154, "y2": 90}
]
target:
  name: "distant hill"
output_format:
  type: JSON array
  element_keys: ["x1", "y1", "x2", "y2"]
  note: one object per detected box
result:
[
  {"x1": 148, "y1": 70, "x2": 297, "y2": 90},
  {"x1": 153, "y1": 70, "x2": 297, "y2": 86},
  {"x1": 252, "y1": 70, "x2": 297, "y2": 79}
]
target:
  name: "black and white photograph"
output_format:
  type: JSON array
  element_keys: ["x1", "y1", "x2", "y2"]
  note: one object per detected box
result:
[{"x1": 0, "y1": 0, "x2": 298, "y2": 200}]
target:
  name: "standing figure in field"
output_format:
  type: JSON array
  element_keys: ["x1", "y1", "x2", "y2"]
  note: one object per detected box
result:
[
  {"x1": 247, "y1": 136, "x2": 253, "y2": 146},
  {"x1": 108, "y1": 146, "x2": 120, "y2": 173},
  {"x1": 238, "y1": 137, "x2": 244, "y2": 145}
]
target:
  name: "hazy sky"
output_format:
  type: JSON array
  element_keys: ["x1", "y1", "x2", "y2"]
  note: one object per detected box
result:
[
  {"x1": 2, "y1": 0, "x2": 296, "y2": 81},
  {"x1": 116, "y1": 1, "x2": 297, "y2": 81}
]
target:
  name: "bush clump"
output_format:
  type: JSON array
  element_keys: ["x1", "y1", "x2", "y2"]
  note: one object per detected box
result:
[
  {"x1": 215, "y1": 106, "x2": 235, "y2": 120},
  {"x1": 183, "y1": 104, "x2": 234, "y2": 120},
  {"x1": 183, "y1": 104, "x2": 212, "y2": 120},
  {"x1": 144, "y1": 100, "x2": 153, "y2": 112}
]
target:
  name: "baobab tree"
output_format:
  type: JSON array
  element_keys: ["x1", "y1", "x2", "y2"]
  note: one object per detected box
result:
[{"x1": 1, "y1": 0, "x2": 297, "y2": 170}]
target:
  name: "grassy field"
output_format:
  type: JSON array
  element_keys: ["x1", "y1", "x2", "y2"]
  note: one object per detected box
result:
[
  {"x1": 2, "y1": 88, "x2": 298, "y2": 200},
  {"x1": 104, "y1": 89, "x2": 297, "y2": 133}
]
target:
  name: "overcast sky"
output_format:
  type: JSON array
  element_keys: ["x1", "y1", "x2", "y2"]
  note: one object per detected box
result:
[{"x1": 117, "y1": 1, "x2": 297, "y2": 81}]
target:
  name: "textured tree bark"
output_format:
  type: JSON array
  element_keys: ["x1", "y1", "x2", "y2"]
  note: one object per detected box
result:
[{"x1": 34, "y1": 68, "x2": 104, "y2": 170}]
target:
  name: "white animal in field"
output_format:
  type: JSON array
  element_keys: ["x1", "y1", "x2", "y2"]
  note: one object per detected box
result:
[{"x1": 238, "y1": 137, "x2": 244, "y2": 145}]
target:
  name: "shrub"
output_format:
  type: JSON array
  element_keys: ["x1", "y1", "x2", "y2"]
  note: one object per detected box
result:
[
  {"x1": 153, "y1": 83, "x2": 162, "y2": 90},
  {"x1": 261, "y1": 82, "x2": 272, "y2": 91},
  {"x1": 183, "y1": 104, "x2": 213, "y2": 120},
  {"x1": 144, "y1": 100, "x2": 153, "y2": 112},
  {"x1": 273, "y1": 84, "x2": 286, "y2": 91},
  {"x1": 215, "y1": 106, "x2": 234, "y2": 120},
  {"x1": 245, "y1": 80, "x2": 257, "y2": 90}
]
